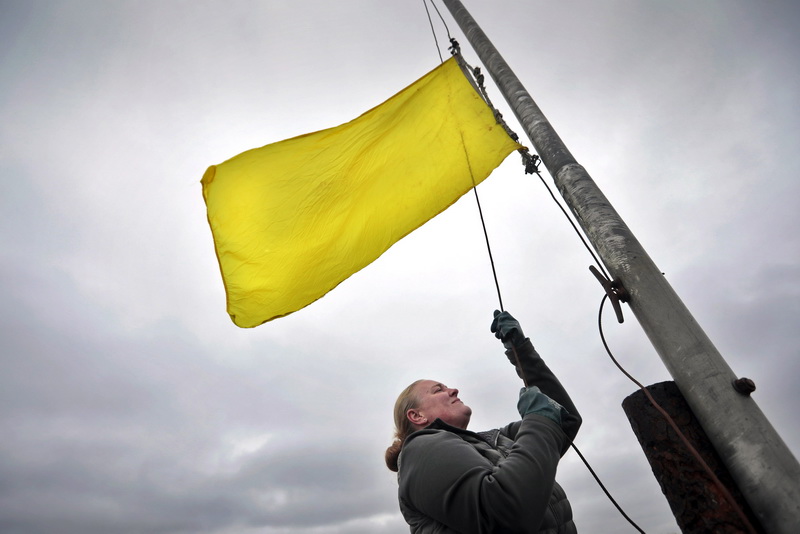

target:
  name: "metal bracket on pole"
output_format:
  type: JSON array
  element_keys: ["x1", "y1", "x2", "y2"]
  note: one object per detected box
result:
[{"x1": 589, "y1": 265, "x2": 629, "y2": 323}]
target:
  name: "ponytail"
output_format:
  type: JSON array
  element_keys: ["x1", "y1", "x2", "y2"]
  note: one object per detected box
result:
[{"x1": 385, "y1": 380, "x2": 423, "y2": 472}]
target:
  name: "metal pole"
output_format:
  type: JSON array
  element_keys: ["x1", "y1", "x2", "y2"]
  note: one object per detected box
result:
[{"x1": 441, "y1": 1, "x2": 800, "y2": 533}]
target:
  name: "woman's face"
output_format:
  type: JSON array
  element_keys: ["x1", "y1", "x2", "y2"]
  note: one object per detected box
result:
[{"x1": 408, "y1": 380, "x2": 472, "y2": 430}]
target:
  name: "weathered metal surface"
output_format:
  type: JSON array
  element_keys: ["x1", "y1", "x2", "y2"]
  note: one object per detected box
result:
[{"x1": 623, "y1": 381, "x2": 764, "y2": 533}]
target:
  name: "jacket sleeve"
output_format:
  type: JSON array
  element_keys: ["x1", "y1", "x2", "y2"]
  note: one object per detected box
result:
[
  {"x1": 506, "y1": 338, "x2": 582, "y2": 444},
  {"x1": 399, "y1": 415, "x2": 568, "y2": 534}
]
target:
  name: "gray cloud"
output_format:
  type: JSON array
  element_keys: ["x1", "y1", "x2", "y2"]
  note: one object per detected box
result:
[{"x1": 1, "y1": 1, "x2": 798, "y2": 533}]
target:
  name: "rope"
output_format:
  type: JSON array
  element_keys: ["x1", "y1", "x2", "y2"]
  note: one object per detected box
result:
[
  {"x1": 422, "y1": 0, "x2": 444, "y2": 63},
  {"x1": 457, "y1": 131, "x2": 504, "y2": 312},
  {"x1": 530, "y1": 166, "x2": 610, "y2": 281},
  {"x1": 570, "y1": 442, "x2": 647, "y2": 533},
  {"x1": 422, "y1": 0, "x2": 454, "y2": 63},
  {"x1": 425, "y1": 0, "x2": 506, "y2": 311},
  {"x1": 428, "y1": 0, "x2": 453, "y2": 41}
]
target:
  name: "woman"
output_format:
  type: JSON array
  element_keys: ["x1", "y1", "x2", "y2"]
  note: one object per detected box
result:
[{"x1": 385, "y1": 311, "x2": 581, "y2": 533}]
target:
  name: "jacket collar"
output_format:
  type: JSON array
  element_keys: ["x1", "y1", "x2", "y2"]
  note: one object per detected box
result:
[{"x1": 407, "y1": 418, "x2": 488, "y2": 443}]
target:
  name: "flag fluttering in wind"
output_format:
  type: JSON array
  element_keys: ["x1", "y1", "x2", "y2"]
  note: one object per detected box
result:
[{"x1": 202, "y1": 57, "x2": 522, "y2": 327}]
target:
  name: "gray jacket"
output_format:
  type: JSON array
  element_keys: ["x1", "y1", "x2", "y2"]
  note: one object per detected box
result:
[{"x1": 397, "y1": 339, "x2": 581, "y2": 533}]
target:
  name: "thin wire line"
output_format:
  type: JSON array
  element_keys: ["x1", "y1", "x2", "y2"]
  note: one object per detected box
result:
[
  {"x1": 422, "y1": 0, "x2": 444, "y2": 63},
  {"x1": 471, "y1": 187, "x2": 504, "y2": 312},
  {"x1": 570, "y1": 442, "x2": 647, "y2": 533},
  {"x1": 457, "y1": 130, "x2": 504, "y2": 312},
  {"x1": 424, "y1": 2, "x2": 504, "y2": 310},
  {"x1": 531, "y1": 168, "x2": 610, "y2": 281},
  {"x1": 430, "y1": 0, "x2": 453, "y2": 41}
]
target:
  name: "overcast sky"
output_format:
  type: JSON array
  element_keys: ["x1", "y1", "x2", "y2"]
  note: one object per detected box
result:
[{"x1": 1, "y1": 1, "x2": 798, "y2": 533}]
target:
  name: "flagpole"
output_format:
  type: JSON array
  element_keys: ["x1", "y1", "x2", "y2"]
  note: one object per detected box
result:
[{"x1": 441, "y1": 1, "x2": 800, "y2": 533}]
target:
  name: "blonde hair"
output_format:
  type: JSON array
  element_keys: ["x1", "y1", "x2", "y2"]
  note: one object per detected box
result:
[{"x1": 385, "y1": 379, "x2": 423, "y2": 472}]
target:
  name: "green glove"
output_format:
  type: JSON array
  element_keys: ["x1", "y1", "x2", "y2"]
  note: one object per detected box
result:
[
  {"x1": 517, "y1": 386, "x2": 567, "y2": 426},
  {"x1": 491, "y1": 310, "x2": 525, "y2": 349}
]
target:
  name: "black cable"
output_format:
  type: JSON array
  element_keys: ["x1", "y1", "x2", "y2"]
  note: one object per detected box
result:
[
  {"x1": 530, "y1": 168, "x2": 610, "y2": 281},
  {"x1": 429, "y1": 0, "x2": 453, "y2": 41},
  {"x1": 472, "y1": 184, "x2": 504, "y2": 312},
  {"x1": 570, "y1": 442, "x2": 647, "y2": 533},
  {"x1": 456, "y1": 130, "x2": 505, "y2": 312},
  {"x1": 422, "y1": 0, "x2": 444, "y2": 63},
  {"x1": 421, "y1": 1, "x2": 505, "y2": 310}
]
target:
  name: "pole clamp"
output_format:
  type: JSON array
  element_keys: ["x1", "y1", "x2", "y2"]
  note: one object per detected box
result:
[{"x1": 590, "y1": 265, "x2": 630, "y2": 323}]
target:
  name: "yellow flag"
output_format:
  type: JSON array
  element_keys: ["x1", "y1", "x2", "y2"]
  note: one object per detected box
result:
[{"x1": 202, "y1": 57, "x2": 522, "y2": 327}]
